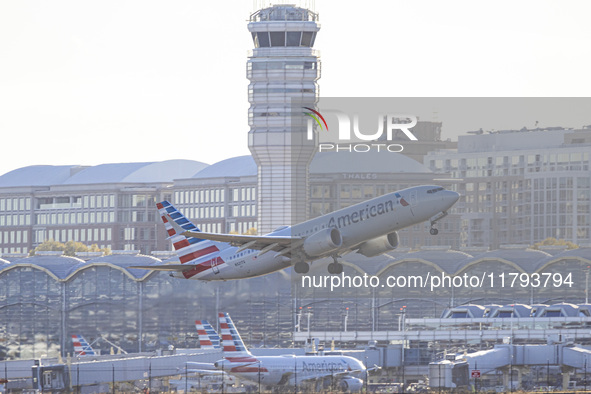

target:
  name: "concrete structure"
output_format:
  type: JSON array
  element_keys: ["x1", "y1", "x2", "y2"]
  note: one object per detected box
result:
[
  {"x1": 431, "y1": 341, "x2": 591, "y2": 391},
  {"x1": 426, "y1": 127, "x2": 591, "y2": 248},
  {"x1": 0, "y1": 349, "x2": 220, "y2": 392},
  {"x1": 247, "y1": 4, "x2": 320, "y2": 234}
]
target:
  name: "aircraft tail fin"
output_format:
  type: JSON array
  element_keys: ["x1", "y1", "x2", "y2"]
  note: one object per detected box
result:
[
  {"x1": 195, "y1": 320, "x2": 221, "y2": 349},
  {"x1": 156, "y1": 201, "x2": 226, "y2": 265},
  {"x1": 219, "y1": 312, "x2": 251, "y2": 355},
  {"x1": 71, "y1": 335, "x2": 96, "y2": 357}
]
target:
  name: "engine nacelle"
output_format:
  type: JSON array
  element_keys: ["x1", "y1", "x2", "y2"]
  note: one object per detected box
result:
[
  {"x1": 338, "y1": 377, "x2": 364, "y2": 392},
  {"x1": 357, "y1": 231, "x2": 399, "y2": 258},
  {"x1": 303, "y1": 227, "x2": 342, "y2": 257}
]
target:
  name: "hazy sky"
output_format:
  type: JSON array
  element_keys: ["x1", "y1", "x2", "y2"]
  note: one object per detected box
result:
[{"x1": 1, "y1": 1, "x2": 591, "y2": 176}]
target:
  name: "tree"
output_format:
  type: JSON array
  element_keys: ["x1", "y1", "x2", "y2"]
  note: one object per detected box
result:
[
  {"x1": 531, "y1": 237, "x2": 578, "y2": 250},
  {"x1": 244, "y1": 227, "x2": 258, "y2": 235},
  {"x1": 30, "y1": 239, "x2": 111, "y2": 256}
]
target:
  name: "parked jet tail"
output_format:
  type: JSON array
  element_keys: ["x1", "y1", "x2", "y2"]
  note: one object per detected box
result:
[
  {"x1": 71, "y1": 335, "x2": 96, "y2": 357},
  {"x1": 196, "y1": 320, "x2": 221, "y2": 349},
  {"x1": 219, "y1": 312, "x2": 251, "y2": 356}
]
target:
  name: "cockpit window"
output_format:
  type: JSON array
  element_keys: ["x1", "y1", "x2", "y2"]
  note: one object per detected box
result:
[{"x1": 427, "y1": 187, "x2": 445, "y2": 194}]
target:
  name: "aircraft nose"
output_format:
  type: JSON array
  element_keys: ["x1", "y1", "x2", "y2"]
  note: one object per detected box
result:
[{"x1": 443, "y1": 190, "x2": 460, "y2": 206}]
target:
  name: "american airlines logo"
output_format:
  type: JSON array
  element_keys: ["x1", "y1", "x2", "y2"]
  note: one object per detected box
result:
[
  {"x1": 302, "y1": 360, "x2": 345, "y2": 372},
  {"x1": 327, "y1": 196, "x2": 407, "y2": 229},
  {"x1": 304, "y1": 108, "x2": 418, "y2": 153}
]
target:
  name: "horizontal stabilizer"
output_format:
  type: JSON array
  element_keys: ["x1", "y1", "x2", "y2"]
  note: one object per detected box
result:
[
  {"x1": 186, "y1": 361, "x2": 217, "y2": 371},
  {"x1": 129, "y1": 264, "x2": 192, "y2": 271}
]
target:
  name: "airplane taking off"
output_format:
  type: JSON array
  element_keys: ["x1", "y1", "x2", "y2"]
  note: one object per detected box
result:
[
  {"x1": 131, "y1": 185, "x2": 459, "y2": 280},
  {"x1": 204, "y1": 313, "x2": 368, "y2": 392}
]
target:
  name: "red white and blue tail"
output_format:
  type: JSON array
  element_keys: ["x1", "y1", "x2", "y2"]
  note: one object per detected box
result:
[
  {"x1": 71, "y1": 335, "x2": 96, "y2": 357},
  {"x1": 195, "y1": 320, "x2": 221, "y2": 350},
  {"x1": 219, "y1": 312, "x2": 251, "y2": 356},
  {"x1": 156, "y1": 201, "x2": 226, "y2": 266}
]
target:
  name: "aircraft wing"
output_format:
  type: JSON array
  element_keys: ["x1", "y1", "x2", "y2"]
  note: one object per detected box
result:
[
  {"x1": 296, "y1": 369, "x2": 362, "y2": 384},
  {"x1": 181, "y1": 231, "x2": 296, "y2": 247},
  {"x1": 128, "y1": 264, "x2": 193, "y2": 271},
  {"x1": 186, "y1": 362, "x2": 217, "y2": 370},
  {"x1": 165, "y1": 214, "x2": 303, "y2": 256}
]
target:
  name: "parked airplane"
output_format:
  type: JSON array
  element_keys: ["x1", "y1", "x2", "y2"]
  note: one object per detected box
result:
[
  {"x1": 175, "y1": 320, "x2": 237, "y2": 387},
  {"x1": 209, "y1": 313, "x2": 367, "y2": 392},
  {"x1": 71, "y1": 335, "x2": 96, "y2": 357},
  {"x1": 131, "y1": 185, "x2": 459, "y2": 280}
]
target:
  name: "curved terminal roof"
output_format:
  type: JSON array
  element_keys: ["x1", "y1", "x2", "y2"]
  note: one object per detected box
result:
[
  {"x1": 6, "y1": 255, "x2": 87, "y2": 280},
  {"x1": 0, "y1": 253, "x2": 164, "y2": 281},
  {"x1": 86, "y1": 253, "x2": 162, "y2": 279},
  {"x1": 192, "y1": 156, "x2": 258, "y2": 179},
  {"x1": 390, "y1": 248, "x2": 474, "y2": 274},
  {"x1": 537, "y1": 247, "x2": 591, "y2": 269},
  {"x1": 0, "y1": 160, "x2": 208, "y2": 187},
  {"x1": 338, "y1": 246, "x2": 591, "y2": 276},
  {"x1": 309, "y1": 151, "x2": 432, "y2": 174},
  {"x1": 0, "y1": 165, "x2": 82, "y2": 187},
  {"x1": 0, "y1": 247, "x2": 590, "y2": 283},
  {"x1": 63, "y1": 160, "x2": 208, "y2": 185},
  {"x1": 460, "y1": 246, "x2": 553, "y2": 273}
]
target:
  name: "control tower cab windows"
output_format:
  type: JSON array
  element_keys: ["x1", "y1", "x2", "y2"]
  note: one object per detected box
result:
[{"x1": 252, "y1": 32, "x2": 317, "y2": 48}]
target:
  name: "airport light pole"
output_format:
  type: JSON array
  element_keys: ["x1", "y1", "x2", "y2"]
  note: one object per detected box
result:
[
  {"x1": 294, "y1": 357, "x2": 297, "y2": 393},
  {"x1": 221, "y1": 362, "x2": 225, "y2": 394},
  {"x1": 344, "y1": 307, "x2": 349, "y2": 332},
  {"x1": 585, "y1": 358, "x2": 587, "y2": 392},
  {"x1": 306, "y1": 307, "x2": 312, "y2": 336},
  {"x1": 547, "y1": 359, "x2": 550, "y2": 392},
  {"x1": 586, "y1": 266, "x2": 590, "y2": 304},
  {"x1": 510, "y1": 353, "x2": 513, "y2": 392},
  {"x1": 258, "y1": 360, "x2": 261, "y2": 393},
  {"x1": 364, "y1": 355, "x2": 368, "y2": 392}
]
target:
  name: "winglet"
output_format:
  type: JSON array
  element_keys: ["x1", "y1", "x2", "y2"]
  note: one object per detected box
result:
[{"x1": 164, "y1": 213, "x2": 188, "y2": 236}]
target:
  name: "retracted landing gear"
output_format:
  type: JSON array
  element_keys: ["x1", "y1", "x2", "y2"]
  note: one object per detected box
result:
[
  {"x1": 294, "y1": 261, "x2": 310, "y2": 274},
  {"x1": 327, "y1": 256, "x2": 343, "y2": 275},
  {"x1": 429, "y1": 211, "x2": 448, "y2": 236}
]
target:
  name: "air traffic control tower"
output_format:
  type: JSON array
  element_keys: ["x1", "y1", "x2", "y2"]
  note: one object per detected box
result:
[{"x1": 247, "y1": 4, "x2": 321, "y2": 234}]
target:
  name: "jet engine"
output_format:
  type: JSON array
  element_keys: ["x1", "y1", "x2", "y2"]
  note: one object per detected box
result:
[
  {"x1": 338, "y1": 377, "x2": 364, "y2": 392},
  {"x1": 303, "y1": 227, "x2": 342, "y2": 257},
  {"x1": 356, "y1": 231, "x2": 399, "y2": 258}
]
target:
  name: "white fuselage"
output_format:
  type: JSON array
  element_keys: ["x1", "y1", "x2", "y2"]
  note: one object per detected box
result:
[
  {"x1": 172, "y1": 185, "x2": 459, "y2": 281},
  {"x1": 216, "y1": 354, "x2": 365, "y2": 388}
]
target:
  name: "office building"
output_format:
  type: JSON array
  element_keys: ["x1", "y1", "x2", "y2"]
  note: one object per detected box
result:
[{"x1": 426, "y1": 128, "x2": 591, "y2": 248}]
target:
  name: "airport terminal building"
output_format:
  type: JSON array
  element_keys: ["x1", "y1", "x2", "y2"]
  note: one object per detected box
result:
[{"x1": 1, "y1": 243, "x2": 591, "y2": 361}]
